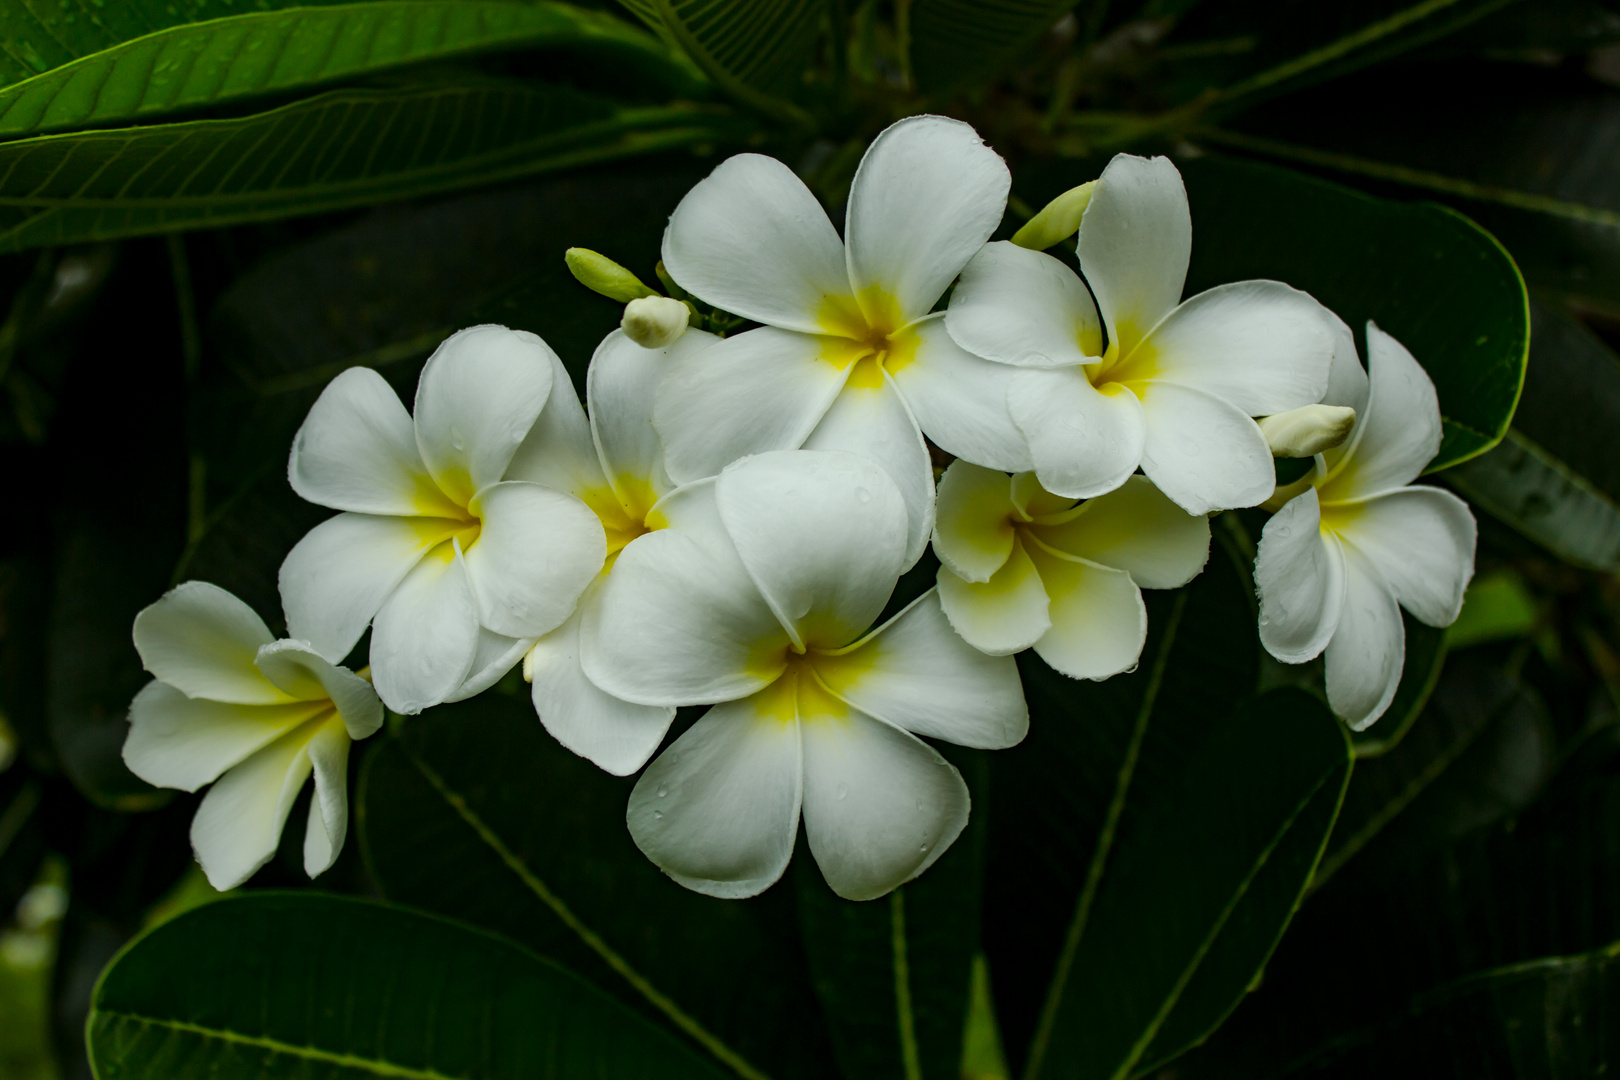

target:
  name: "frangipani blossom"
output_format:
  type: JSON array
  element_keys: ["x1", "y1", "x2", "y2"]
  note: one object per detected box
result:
[
  {"x1": 1256, "y1": 322, "x2": 1477, "y2": 729},
  {"x1": 945, "y1": 153, "x2": 1338, "y2": 515},
  {"x1": 654, "y1": 114, "x2": 1033, "y2": 565},
  {"x1": 123, "y1": 582, "x2": 383, "y2": 890},
  {"x1": 935, "y1": 464, "x2": 1209, "y2": 679},
  {"x1": 504, "y1": 328, "x2": 718, "y2": 776},
  {"x1": 279, "y1": 325, "x2": 606, "y2": 715},
  {"x1": 581, "y1": 450, "x2": 1028, "y2": 901}
]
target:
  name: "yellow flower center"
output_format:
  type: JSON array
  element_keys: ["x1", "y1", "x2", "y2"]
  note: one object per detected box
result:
[
  {"x1": 816, "y1": 285, "x2": 921, "y2": 390},
  {"x1": 580, "y1": 474, "x2": 667, "y2": 572}
]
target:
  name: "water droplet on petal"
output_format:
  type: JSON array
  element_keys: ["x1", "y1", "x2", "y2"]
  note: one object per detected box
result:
[
  {"x1": 914, "y1": 797, "x2": 924, "y2": 810},
  {"x1": 835, "y1": 782, "x2": 848, "y2": 801},
  {"x1": 653, "y1": 810, "x2": 664, "y2": 820},
  {"x1": 656, "y1": 784, "x2": 668, "y2": 798},
  {"x1": 855, "y1": 487, "x2": 871, "y2": 504},
  {"x1": 919, "y1": 843, "x2": 930, "y2": 853},
  {"x1": 451, "y1": 425, "x2": 466, "y2": 451}
]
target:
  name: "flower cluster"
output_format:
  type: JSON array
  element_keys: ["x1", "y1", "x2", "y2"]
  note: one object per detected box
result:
[{"x1": 123, "y1": 116, "x2": 1475, "y2": 901}]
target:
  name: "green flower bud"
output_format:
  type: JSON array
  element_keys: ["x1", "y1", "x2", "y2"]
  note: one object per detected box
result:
[
  {"x1": 565, "y1": 248, "x2": 658, "y2": 303},
  {"x1": 1011, "y1": 181, "x2": 1097, "y2": 251}
]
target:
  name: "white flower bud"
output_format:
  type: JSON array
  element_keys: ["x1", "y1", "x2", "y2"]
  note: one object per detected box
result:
[
  {"x1": 1011, "y1": 181, "x2": 1097, "y2": 250},
  {"x1": 621, "y1": 296, "x2": 690, "y2": 349},
  {"x1": 1258, "y1": 404, "x2": 1357, "y2": 458}
]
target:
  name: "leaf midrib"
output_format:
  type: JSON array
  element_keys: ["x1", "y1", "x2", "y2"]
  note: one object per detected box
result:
[{"x1": 401, "y1": 747, "x2": 772, "y2": 1080}]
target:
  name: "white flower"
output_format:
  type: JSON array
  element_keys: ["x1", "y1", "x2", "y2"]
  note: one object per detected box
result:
[
  {"x1": 279, "y1": 325, "x2": 607, "y2": 715},
  {"x1": 503, "y1": 327, "x2": 718, "y2": 776},
  {"x1": 580, "y1": 450, "x2": 1029, "y2": 901},
  {"x1": 654, "y1": 114, "x2": 1030, "y2": 566},
  {"x1": 123, "y1": 582, "x2": 383, "y2": 891},
  {"x1": 1256, "y1": 321, "x2": 1477, "y2": 729},
  {"x1": 934, "y1": 464, "x2": 1209, "y2": 678},
  {"x1": 944, "y1": 153, "x2": 1340, "y2": 515}
]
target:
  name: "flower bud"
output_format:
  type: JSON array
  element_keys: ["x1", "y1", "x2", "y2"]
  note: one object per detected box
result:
[
  {"x1": 565, "y1": 247, "x2": 657, "y2": 303},
  {"x1": 1011, "y1": 181, "x2": 1097, "y2": 250},
  {"x1": 622, "y1": 296, "x2": 690, "y2": 349},
  {"x1": 1258, "y1": 404, "x2": 1357, "y2": 458}
]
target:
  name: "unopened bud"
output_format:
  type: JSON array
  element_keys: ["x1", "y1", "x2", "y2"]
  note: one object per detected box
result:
[
  {"x1": 1011, "y1": 181, "x2": 1097, "y2": 250},
  {"x1": 566, "y1": 247, "x2": 658, "y2": 303},
  {"x1": 1259, "y1": 404, "x2": 1357, "y2": 458},
  {"x1": 622, "y1": 296, "x2": 690, "y2": 349}
]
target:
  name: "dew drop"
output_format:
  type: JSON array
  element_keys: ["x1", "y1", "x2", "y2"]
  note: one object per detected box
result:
[
  {"x1": 653, "y1": 810, "x2": 664, "y2": 820},
  {"x1": 656, "y1": 784, "x2": 668, "y2": 798},
  {"x1": 835, "y1": 782, "x2": 848, "y2": 801},
  {"x1": 914, "y1": 797, "x2": 924, "y2": 810},
  {"x1": 451, "y1": 425, "x2": 466, "y2": 451},
  {"x1": 919, "y1": 843, "x2": 930, "y2": 853},
  {"x1": 855, "y1": 487, "x2": 871, "y2": 504}
]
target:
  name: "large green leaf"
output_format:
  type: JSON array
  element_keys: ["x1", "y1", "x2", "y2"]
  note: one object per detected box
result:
[
  {"x1": 1177, "y1": 155, "x2": 1529, "y2": 472},
  {"x1": 87, "y1": 892, "x2": 732, "y2": 1079},
  {"x1": 1448, "y1": 301, "x2": 1620, "y2": 571},
  {"x1": 1284, "y1": 939, "x2": 1620, "y2": 1078},
  {"x1": 909, "y1": 0, "x2": 1077, "y2": 95},
  {"x1": 0, "y1": 1, "x2": 701, "y2": 139},
  {"x1": 1202, "y1": 61, "x2": 1620, "y2": 315},
  {"x1": 611, "y1": 0, "x2": 821, "y2": 120},
  {"x1": 359, "y1": 693, "x2": 839, "y2": 1080},
  {"x1": 0, "y1": 79, "x2": 744, "y2": 253},
  {"x1": 793, "y1": 749, "x2": 987, "y2": 1080}
]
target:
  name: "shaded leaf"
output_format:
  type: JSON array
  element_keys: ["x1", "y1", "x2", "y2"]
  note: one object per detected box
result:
[
  {"x1": 87, "y1": 892, "x2": 732, "y2": 1079},
  {"x1": 0, "y1": 79, "x2": 746, "y2": 253},
  {"x1": 359, "y1": 693, "x2": 839, "y2": 1080},
  {"x1": 910, "y1": 0, "x2": 1077, "y2": 95},
  {"x1": 0, "y1": 770, "x2": 45, "y2": 918},
  {"x1": 0, "y1": 1, "x2": 702, "y2": 138}
]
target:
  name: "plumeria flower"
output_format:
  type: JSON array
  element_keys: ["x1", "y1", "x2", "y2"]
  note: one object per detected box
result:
[
  {"x1": 502, "y1": 327, "x2": 717, "y2": 775},
  {"x1": 279, "y1": 325, "x2": 606, "y2": 715},
  {"x1": 122, "y1": 582, "x2": 382, "y2": 890},
  {"x1": 1256, "y1": 321, "x2": 1477, "y2": 729},
  {"x1": 934, "y1": 464, "x2": 1210, "y2": 679},
  {"x1": 945, "y1": 153, "x2": 1339, "y2": 515},
  {"x1": 654, "y1": 114, "x2": 1034, "y2": 566},
  {"x1": 581, "y1": 450, "x2": 1028, "y2": 901}
]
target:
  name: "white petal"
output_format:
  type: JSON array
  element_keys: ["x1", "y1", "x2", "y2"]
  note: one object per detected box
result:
[
  {"x1": 444, "y1": 629, "x2": 535, "y2": 703},
  {"x1": 1008, "y1": 366, "x2": 1146, "y2": 500},
  {"x1": 1323, "y1": 310, "x2": 1369, "y2": 414},
  {"x1": 1137, "y1": 380, "x2": 1274, "y2": 514},
  {"x1": 716, "y1": 449, "x2": 908, "y2": 650},
  {"x1": 654, "y1": 326, "x2": 848, "y2": 485},
  {"x1": 1125, "y1": 281, "x2": 1334, "y2": 415},
  {"x1": 369, "y1": 543, "x2": 481, "y2": 715},
  {"x1": 1333, "y1": 487, "x2": 1476, "y2": 628},
  {"x1": 189, "y1": 718, "x2": 318, "y2": 890},
  {"x1": 1321, "y1": 323, "x2": 1443, "y2": 500},
  {"x1": 581, "y1": 482, "x2": 790, "y2": 706},
  {"x1": 132, "y1": 581, "x2": 288, "y2": 705},
  {"x1": 528, "y1": 601, "x2": 675, "y2": 776},
  {"x1": 413, "y1": 325, "x2": 556, "y2": 505},
  {"x1": 288, "y1": 367, "x2": 457, "y2": 517},
  {"x1": 845, "y1": 115, "x2": 1010, "y2": 322},
  {"x1": 799, "y1": 676, "x2": 970, "y2": 901},
  {"x1": 590, "y1": 328, "x2": 719, "y2": 499},
  {"x1": 502, "y1": 347, "x2": 606, "y2": 499},
  {"x1": 1030, "y1": 474, "x2": 1210, "y2": 589},
  {"x1": 662, "y1": 153, "x2": 851, "y2": 334},
  {"x1": 891, "y1": 316, "x2": 1034, "y2": 473},
  {"x1": 123, "y1": 680, "x2": 326, "y2": 793},
  {"x1": 816, "y1": 589, "x2": 1030, "y2": 748},
  {"x1": 1255, "y1": 488, "x2": 1346, "y2": 664},
  {"x1": 253, "y1": 640, "x2": 382, "y2": 741},
  {"x1": 1025, "y1": 542, "x2": 1147, "y2": 681},
  {"x1": 461, "y1": 482, "x2": 605, "y2": 639},
  {"x1": 627, "y1": 691, "x2": 803, "y2": 898},
  {"x1": 945, "y1": 241, "x2": 1101, "y2": 367},
  {"x1": 301, "y1": 716, "x2": 350, "y2": 879},
  {"x1": 801, "y1": 374, "x2": 935, "y2": 568},
  {"x1": 1078, "y1": 154, "x2": 1190, "y2": 358},
  {"x1": 932, "y1": 460, "x2": 1017, "y2": 583},
  {"x1": 1324, "y1": 548, "x2": 1405, "y2": 730},
  {"x1": 936, "y1": 537, "x2": 1052, "y2": 656},
  {"x1": 279, "y1": 511, "x2": 454, "y2": 663}
]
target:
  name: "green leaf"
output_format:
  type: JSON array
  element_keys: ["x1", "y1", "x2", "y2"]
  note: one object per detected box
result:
[
  {"x1": 358, "y1": 693, "x2": 840, "y2": 1080},
  {"x1": 981, "y1": 541, "x2": 1258, "y2": 1075},
  {"x1": 909, "y1": 0, "x2": 1077, "y2": 95},
  {"x1": 1285, "y1": 939, "x2": 1620, "y2": 1077},
  {"x1": 0, "y1": 79, "x2": 746, "y2": 253},
  {"x1": 1443, "y1": 568, "x2": 1537, "y2": 651},
  {"x1": 1447, "y1": 301, "x2": 1620, "y2": 571},
  {"x1": 0, "y1": 1, "x2": 703, "y2": 138},
  {"x1": 1030, "y1": 688, "x2": 1350, "y2": 1080},
  {"x1": 793, "y1": 749, "x2": 988, "y2": 1080},
  {"x1": 0, "y1": 770, "x2": 45, "y2": 918},
  {"x1": 1201, "y1": 62, "x2": 1620, "y2": 315},
  {"x1": 87, "y1": 892, "x2": 732, "y2": 1079},
  {"x1": 1177, "y1": 154, "x2": 1529, "y2": 472},
  {"x1": 611, "y1": 0, "x2": 821, "y2": 120}
]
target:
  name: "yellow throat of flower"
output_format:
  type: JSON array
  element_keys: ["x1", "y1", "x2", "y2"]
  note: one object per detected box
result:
[{"x1": 816, "y1": 286, "x2": 921, "y2": 389}]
